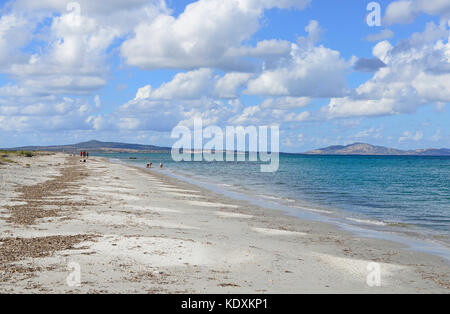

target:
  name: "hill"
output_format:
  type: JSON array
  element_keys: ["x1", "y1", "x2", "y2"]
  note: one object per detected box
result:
[
  {"x1": 304, "y1": 143, "x2": 450, "y2": 156},
  {"x1": 4, "y1": 140, "x2": 171, "y2": 153}
]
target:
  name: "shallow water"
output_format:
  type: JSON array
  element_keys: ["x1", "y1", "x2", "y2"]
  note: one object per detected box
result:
[{"x1": 92, "y1": 152, "x2": 450, "y2": 245}]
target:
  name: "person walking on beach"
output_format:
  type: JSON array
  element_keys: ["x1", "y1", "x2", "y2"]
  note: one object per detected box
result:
[{"x1": 160, "y1": 163, "x2": 163, "y2": 169}]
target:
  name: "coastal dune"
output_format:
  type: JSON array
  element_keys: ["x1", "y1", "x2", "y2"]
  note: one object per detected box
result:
[{"x1": 0, "y1": 153, "x2": 449, "y2": 293}]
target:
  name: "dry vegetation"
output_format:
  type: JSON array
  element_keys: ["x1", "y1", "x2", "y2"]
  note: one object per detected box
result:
[
  {"x1": 0, "y1": 150, "x2": 36, "y2": 164},
  {"x1": 4, "y1": 157, "x2": 90, "y2": 225},
  {"x1": 0, "y1": 235, "x2": 96, "y2": 283},
  {"x1": 0, "y1": 157, "x2": 97, "y2": 283}
]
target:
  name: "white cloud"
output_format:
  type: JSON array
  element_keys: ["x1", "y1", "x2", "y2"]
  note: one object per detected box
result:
[
  {"x1": 226, "y1": 39, "x2": 292, "y2": 58},
  {"x1": 132, "y1": 68, "x2": 252, "y2": 100},
  {"x1": 227, "y1": 100, "x2": 311, "y2": 126},
  {"x1": 132, "y1": 68, "x2": 253, "y2": 100},
  {"x1": 245, "y1": 20, "x2": 351, "y2": 98},
  {"x1": 399, "y1": 130, "x2": 423, "y2": 142},
  {"x1": 0, "y1": 98, "x2": 96, "y2": 132},
  {"x1": 284, "y1": 111, "x2": 310, "y2": 122},
  {"x1": 147, "y1": 68, "x2": 214, "y2": 100},
  {"x1": 261, "y1": 97, "x2": 311, "y2": 110},
  {"x1": 297, "y1": 20, "x2": 323, "y2": 47},
  {"x1": 324, "y1": 22, "x2": 450, "y2": 119},
  {"x1": 245, "y1": 45, "x2": 350, "y2": 97},
  {"x1": 384, "y1": 1, "x2": 416, "y2": 25},
  {"x1": 365, "y1": 29, "x2": 395, "y2": 42},
  {"x1": 120, "y1": 0, "x2": 310, "y2": 71},
  {"x1": 0, "y1": 0, "x2": 166, "y2": 97},
  {"x1": 0, "y1": 0, "x2": 316, "y2": 139},
  {"x1": 0, "y1": 14, "x2": 31, "y2": 65},
  {"x1": 214, "y1": 72, "x2": 253, "y2": 98},
  {"x1": 355, "y1": 126, "x2": 383, "y2": 139},
  {"x1": 384, "y1": 0, "x2": 450, "y2": 25},
  {"x1": 1, "y1": 12, "x2": 109, "y2": 95}
]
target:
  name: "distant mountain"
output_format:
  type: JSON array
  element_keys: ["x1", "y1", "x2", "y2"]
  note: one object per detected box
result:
[
  {"x1": 304, "y1": 143, "x2": 450, "y2": 156},
  {"x1": 4, "y1": 140, "x2": 171, "y2": 153}
]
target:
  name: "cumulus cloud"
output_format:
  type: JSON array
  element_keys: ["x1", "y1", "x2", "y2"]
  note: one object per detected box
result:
[
  {"x1": 245, "y1": 21, "x2": 352, "y2": 98},
  {"x1": 0, "y1": 96, "x2": 98, "y2": 132},
  {"x1": 243, "y1": 20, "x2": 353, "y2": 98},
  {"x1": 145, "y1": 68, "x2": 214, "y2": 100},
  {"x1": 0, "y1": 0, "x2": 166, "y2": 97},
  {"x1": 0, "y1": 14, "x2": 31, "y2": 65},
  {"x1": 0, "y1": 0, "x2": 315, "y2": 139},
  {"x1": 325, "y1": 22, "x2": 450, "y2": 118},
  {"x1": 2, "y1": 12, "x2": 115, "y2": 95},
  {"x1": 120, "y1": 0, "x2": 310, "y2": 71},
  {"x1": 226, "y1": 39, "x2": 292, "y2": 58},
  {"x1": 2, "y1": 0, "x2": 449, "y2": 151},
  {"x1": 96, "y1": 95, "x2": 244, "y2": 132},
  {"x1": 131, "y1": 68, "x2": 252, "y2": 101},
  {"x1": 214, "y1": 72, "x2": 253, "y2": 98},
  {"x1": 384, "y1": 0, "x2": 450, "y2": 25},
  {"x1": 227, "y1": 99, "x2": 311, "y2": 126},
  {"x1": 0, "y1": 1, "x2": 168, "y2": 139}
]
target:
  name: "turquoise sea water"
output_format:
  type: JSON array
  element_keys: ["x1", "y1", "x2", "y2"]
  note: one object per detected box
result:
[{"x1": 92, "y1": 152, "x2": 450, "y2": 246}]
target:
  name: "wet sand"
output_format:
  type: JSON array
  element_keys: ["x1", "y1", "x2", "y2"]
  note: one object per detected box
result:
[{"x1": 0, "y1": 153, "x2": 449, "y2": 293}]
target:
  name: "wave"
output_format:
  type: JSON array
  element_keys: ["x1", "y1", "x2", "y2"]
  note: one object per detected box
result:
[
  {"x1": 347, "y1": 217, "x2": 387, "y2": 226},
  {"x1": 295, "y1": 206, "x2": 333, "y2": 215}
]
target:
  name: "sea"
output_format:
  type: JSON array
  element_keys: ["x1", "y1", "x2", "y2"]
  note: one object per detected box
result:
[{"x1": 91, "y1": 152, "x2": 450, "y2": 260}]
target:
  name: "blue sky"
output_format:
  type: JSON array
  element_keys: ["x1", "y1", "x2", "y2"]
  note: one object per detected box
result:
[{"x1": 0, "y1": 0, "x2": 449, "y2": 152}]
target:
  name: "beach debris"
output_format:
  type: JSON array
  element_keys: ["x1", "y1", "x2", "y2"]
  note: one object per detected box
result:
[
  {"x1": 0, "y1": 235, "x2": 96, "y2": 282},
  {"x1": 4, "y1": 157, "x2": 90, "y2": 225},
  {"x1": 218, "y1": 283, "x2": 240, "y2": 288}
]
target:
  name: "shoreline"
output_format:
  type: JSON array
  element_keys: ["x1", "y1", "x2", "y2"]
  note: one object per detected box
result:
[
  {"x1": 111, "y1": 157, "x2": 450, "y2": 263},
  {"x1": 0, "y1": 153, "x2": 449, "y2": 293}
]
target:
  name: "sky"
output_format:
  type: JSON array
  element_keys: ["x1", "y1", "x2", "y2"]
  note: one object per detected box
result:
[{"x1": 0, "y1": 0, "x2": 449, "y2": 152}]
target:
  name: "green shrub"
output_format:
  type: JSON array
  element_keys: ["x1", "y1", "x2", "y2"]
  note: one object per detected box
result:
[{"x1": 17, "y1": 150, "x2": 34, "y2": 157}]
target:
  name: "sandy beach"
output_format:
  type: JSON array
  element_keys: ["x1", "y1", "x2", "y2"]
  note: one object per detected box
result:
[{"x1": 0, "y1": 153, "x2": 449, "y2": 293}]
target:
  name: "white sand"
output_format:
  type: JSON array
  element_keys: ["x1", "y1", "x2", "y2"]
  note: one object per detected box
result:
[
  {"x1": 251, "y1": 227, "x2": 307, "y2": 236},
  {"x1": 0, "y1": 153, "x2": 449, "y2": 294},
  {"x1": 186, "y1": 200, "x2": 239, "y2": 208},
  {"x1": 215, "y1": 212, "x2": 253, "y2": 219},
  {"x1": 164, "y1": 192, "x2": 205, "y2": 199},
  {"x1": 157, "y1": 188, "x2": 201, "y2": 194}
]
